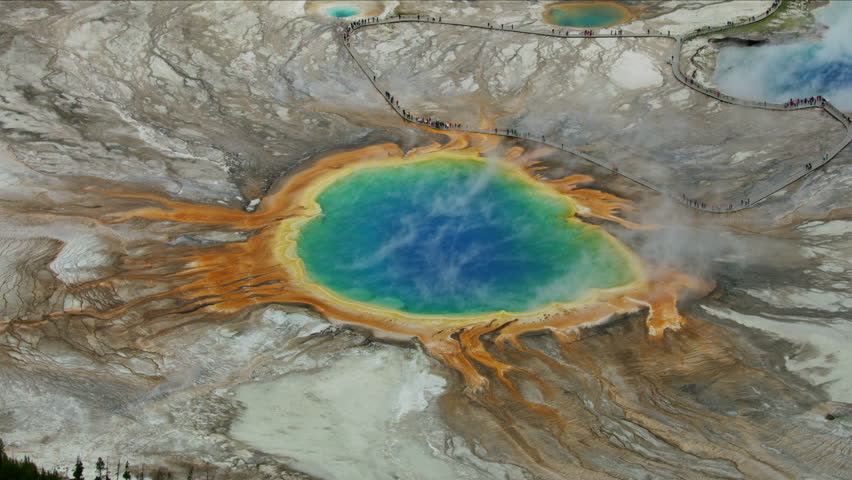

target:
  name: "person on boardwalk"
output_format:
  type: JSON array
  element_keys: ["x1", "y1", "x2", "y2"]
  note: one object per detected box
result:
[{"x1": 343, "y1": 11, "x2": 847, "y2": 213}]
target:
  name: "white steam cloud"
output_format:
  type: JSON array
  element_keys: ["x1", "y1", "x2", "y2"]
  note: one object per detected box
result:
[{"x1": 715, "y1": 1, "x2": 852, "y2": 111}]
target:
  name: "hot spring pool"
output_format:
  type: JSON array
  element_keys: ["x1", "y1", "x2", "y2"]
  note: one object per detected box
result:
[
  {"x1": 295, "y1": 157, "x2": 636, "y2": 316},
  {"x1": 714, "y1": 1, "x2": 852, "y2": 110},
  {"x1": 544, "y1": 2, "x2": 633, "y2": 28},
  {"x1": 326, "y1": 6, "x2": 360, "y2": 18}
]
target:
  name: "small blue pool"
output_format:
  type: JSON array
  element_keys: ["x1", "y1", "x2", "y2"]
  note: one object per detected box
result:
[{"x1": 327, "y1": 6, "x2": 360, "y2": 18}]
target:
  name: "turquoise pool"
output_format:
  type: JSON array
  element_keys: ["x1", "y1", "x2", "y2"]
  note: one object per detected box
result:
[
  {"x1": 296, "y1": 158, "x2": 636, "y2": 316},
  {"x1": 544, "y1": 2, "x2": 632, "y2": 28},
  {"x1": 327, "y1": 6, "x2": 360, "y2": 18}
]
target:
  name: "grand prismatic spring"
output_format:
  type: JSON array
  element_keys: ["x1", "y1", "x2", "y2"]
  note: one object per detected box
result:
[
  {"x1": 97, "y1": 137, "x2": 706, "y2": 355},
  {"x1": 2, "y1": 1, "x2": 852, "y2": 479},
  {"x1": 293, "y1": 155, "x2": 638, "y2": 316}
]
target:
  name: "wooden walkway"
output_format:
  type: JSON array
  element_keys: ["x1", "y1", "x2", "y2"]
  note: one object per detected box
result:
[{"x1": 342, "y1": 3, "x2": 852, "y2": 212}]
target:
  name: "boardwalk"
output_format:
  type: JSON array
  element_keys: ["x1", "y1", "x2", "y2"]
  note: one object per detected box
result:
[{"x1": 342, "y1": 4, "x2": 852, "y2": 213}]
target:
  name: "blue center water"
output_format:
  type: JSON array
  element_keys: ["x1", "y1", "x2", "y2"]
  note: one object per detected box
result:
[
  {"x1": 715, "y1": 1, "x2": 852, "y2": 111},
  {"x1": 296, "y1": 158, "x2": 635, "y2": 316},
  {"x1": 545, "y1": 2, "x2": 631, "y2": 28},
  {"x1": 327, "y1": 6, "x2": 360, "y2": 18}
]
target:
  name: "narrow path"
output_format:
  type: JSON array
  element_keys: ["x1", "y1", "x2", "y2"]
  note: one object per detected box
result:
[{"x1": 341, "y1": 2, "x2": 852, "y2": 213}]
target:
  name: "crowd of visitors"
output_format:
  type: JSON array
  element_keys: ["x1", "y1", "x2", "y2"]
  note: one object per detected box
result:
[
  {"x1": 786, "y1": 96, "x2": 824, "y2": 108},
  {"x1": 384, "y1": 91, "x2": 463, "y2": 130},
  {"x1": 765, "y1": 0, "x2": 782, "y2": 16},
  {"x1": 677, "y1": 194, "x2": 742, "y2": 212},
  {"x1": 341, "y1": 2, "x2": 844, "y2": 213}
]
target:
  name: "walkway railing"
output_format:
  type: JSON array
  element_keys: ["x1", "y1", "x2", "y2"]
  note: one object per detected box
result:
[{"x1": 341, "y1": 2, "x2": 851, "y2": 213}]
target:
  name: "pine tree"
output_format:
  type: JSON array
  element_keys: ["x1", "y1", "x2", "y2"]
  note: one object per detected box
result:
[
  {"x1": 0, "y1": 439, "x2": 65, "y2": 480},
  {"x1": 73, "y1": 456, "x2": 85, "y2": 480},
  {"x1": 95, "y1": 456, "x2": 106, "y2": 480},
  {"x1": 186, "y1": 466, "x2": 193, "y2": 480},
  {"x1": 123, "y1": 461, "x2": 132, "y2": 480}
]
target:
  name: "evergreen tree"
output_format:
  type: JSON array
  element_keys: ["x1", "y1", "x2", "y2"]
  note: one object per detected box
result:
[
  {"x1": 186, "y1": 466, "x2": 193, "y2": 480},
  {"x1": 95, "y1": 456, "x2": 106, "y2": 480},
  {"x1": 73, "y1": 456, "x2": 85, "y2": 480},
  {"x1": 123, "y1": 461, "x2": 132, "y2": 480},
  {"x1": 0, "y1": 438, "x2": 65, "y2": 480}
]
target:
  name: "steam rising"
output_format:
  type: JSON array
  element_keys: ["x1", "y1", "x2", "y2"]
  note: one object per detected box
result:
[{"x1": 716, "y1": 1, "x2": 852, "y2": 111}]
